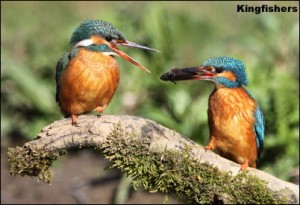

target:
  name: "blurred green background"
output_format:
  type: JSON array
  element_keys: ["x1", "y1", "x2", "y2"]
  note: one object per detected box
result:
[{"x1": 1, "y1": 1, "x2": 299, "y2": 185}]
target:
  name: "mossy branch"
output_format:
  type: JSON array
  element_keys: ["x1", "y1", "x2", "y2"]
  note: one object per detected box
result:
[{"x1": 8, "y1": 115, "x2": 298, "y2": 204}]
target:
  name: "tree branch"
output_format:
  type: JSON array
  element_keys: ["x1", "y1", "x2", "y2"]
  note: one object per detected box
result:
[{"x1": 7, "y1": 115, "x2": 299, "y2": 204}]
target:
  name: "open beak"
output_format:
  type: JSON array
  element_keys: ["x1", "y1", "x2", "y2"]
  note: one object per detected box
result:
[
  {"x1": 160, "y1": 66, "x2": 214, "y2": 83},
  {"x1": 110, "y1": 40, "x2": 159, "y2": 73},
  {"x1": 117, "y1": 41, "x2": 160, "y2": 52}
]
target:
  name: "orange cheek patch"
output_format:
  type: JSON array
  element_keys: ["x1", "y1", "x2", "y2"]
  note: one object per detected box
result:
[
  {"x1": 91, "y1": 35, "x2": 108, "y2": 45},
  {"x1": 218, "y1": 71, "x2": 237, "y2": 82}
]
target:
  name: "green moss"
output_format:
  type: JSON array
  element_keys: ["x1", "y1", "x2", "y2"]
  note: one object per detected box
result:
[
  {"x1": 99, "y1": 123, "x2": 289, "y2": 204},
  {"x1": 6, "y1": 123, "x2": 292, "y2": 203},
  {"x1": 7, "y1": 145, "x2": 65, "y2": 183}
]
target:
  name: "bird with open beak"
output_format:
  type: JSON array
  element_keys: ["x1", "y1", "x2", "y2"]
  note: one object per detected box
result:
[{"x1": 56, "y1": 19, "x2": 159, "y2": 125}]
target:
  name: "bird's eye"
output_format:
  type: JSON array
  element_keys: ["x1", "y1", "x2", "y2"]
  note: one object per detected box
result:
[
  {"x1": 215, "y1": 67, "x2": 223, "y2": 73},
  {"x1": 105, "y1": 36, "x2": 114, "y2": 42}
]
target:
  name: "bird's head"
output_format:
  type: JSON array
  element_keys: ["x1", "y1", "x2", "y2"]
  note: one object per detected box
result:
[
  {"x1": 161, "y1": 56, "x2": 249, "y2": 88},
  {"x1": 70, "y1": 19, "x2": 159, "y2": 73}
]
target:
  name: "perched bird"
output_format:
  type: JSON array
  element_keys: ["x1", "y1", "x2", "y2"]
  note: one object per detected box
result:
[
  {"x1": 160, "y1": 56, "x2": 264, "y2": 170},
  {"x1": 55, "y1": 19, "x2": 158, "y2": 125}
]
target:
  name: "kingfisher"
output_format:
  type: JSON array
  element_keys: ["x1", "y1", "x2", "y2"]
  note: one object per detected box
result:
[
  {"x1": 55, "y1": 19, "x2": 158, "y2": 125},
  {"x1": 160, "y1": 56, "x2": 264, "y2": 170}
]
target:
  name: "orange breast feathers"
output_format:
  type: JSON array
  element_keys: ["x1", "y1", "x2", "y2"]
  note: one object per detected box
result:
[
  {"x1": 58, "y1": 48, "x2": 120, "y2": 116},
  {"x1": 207, "y1": 87, "x2": 258, "y2": 167}
]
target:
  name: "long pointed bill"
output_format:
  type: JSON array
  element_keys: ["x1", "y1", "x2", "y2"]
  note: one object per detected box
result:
[
  {"x1": 111, "y1": 40, "x2": 159, "y2": 73},
  {"x1": 160, "y1": 66, "x2": 213, "y2": 83},
  {"x1": 110, "y1": 46, "x2": 151, "y2": 73},
  {"x1": 117, "y1": 40, "x2": 160, "y2": 52}
]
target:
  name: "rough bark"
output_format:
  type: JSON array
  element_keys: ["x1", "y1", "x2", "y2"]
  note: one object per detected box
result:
[{"x1": 8, "y1": 115, "x2": 299, "y2": 204}]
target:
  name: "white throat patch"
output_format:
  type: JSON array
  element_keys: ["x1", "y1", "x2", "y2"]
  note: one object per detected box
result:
[
  {"x1": 74, "y1": 39, "x2": 94, "y2": 48},
  {"x1": 102, "y1": 52, "x2": 118, "y2": 56}
]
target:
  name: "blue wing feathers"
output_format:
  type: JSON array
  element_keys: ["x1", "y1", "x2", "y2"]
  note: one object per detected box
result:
[
  {"x1": 55, "y1": 53, "x2": 69, "y2": 102},
  {"x1": 55, "y1": 49, "x2": 79, "y2": 102},
  {"x1": 254, "y1": 106, "x2": 265, "y2": 159}
]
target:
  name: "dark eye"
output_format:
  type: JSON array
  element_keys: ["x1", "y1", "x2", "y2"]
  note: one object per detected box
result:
[
  {"x1": 105, "y1": 35, "x2": 113, "y2": 42},
  {"x1": 215, "y1": 67, "x2": 223, "y2": 73}
]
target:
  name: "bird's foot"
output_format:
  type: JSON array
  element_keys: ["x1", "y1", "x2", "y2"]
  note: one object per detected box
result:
[
  {"x1": 240, "y1": 160, "x2": 249, "y2": 171},
  {"x1": 204, "y1": 145, "x2": 213, "y2": 151},
  {"x1": 96, "y1": 114, "x2": 112, "y2": 123},
  {"x1": 94, "y1": 105, "x2": 107, "y2": 113},
  {"x1": 71, "y1": 115, "x2": 80, "y2": 127},
  {"x1": 93, "y1": 106, "x2": 112, "y2": 123}
]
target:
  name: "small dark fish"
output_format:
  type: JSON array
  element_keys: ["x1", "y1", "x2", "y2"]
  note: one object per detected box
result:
[
  {"x1": 160, "y1": 67, "x2": 200, "y2": 84},
  {"x1": 160, "y1": 68, "x2": 180, "y2": 84}
]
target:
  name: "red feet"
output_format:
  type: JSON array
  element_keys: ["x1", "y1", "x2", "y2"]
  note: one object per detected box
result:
[
  {"x1": 204, "y1": 145, "x2": 213, "y2": 151},
  {"x1": 71, "y1": 114, "x2": 78, "y2": 126},
  {"x1": 240, "y1": 160, "x2": 249, "y2": 171},
  {"x1": 94, "y1": 105, "x2": 106, "y2": 121},
  {"x1": 94, "y1": 105, "x2": 106, "y2": 114}
]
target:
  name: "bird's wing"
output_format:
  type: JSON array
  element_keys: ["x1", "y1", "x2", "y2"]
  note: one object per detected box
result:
[
  {"x1": 55, "y1": 49, "x2": 79, "y2": 102},
  {"x1": 254, "y1": 105, "x2": 265, "y2": 159}
]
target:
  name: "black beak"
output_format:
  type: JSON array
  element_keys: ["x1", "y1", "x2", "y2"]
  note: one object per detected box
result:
[{"x1": 160, "y1": 66, "x2": 210, "y2": 83}]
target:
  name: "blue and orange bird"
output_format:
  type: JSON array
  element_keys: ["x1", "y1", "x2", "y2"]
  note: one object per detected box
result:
[
  {"x1": 55, "y1": 19, "x2": 158, "y2": 125},
  {"x1": 160, "y1": 56, "x2": 264, "y2": 170}
]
